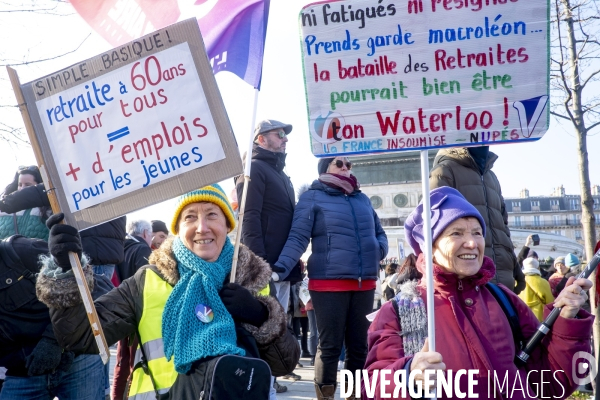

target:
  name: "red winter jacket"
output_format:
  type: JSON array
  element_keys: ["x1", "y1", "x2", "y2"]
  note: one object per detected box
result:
[{"x1": 362, "y1": 254, "x2": 593, "y2": 399}]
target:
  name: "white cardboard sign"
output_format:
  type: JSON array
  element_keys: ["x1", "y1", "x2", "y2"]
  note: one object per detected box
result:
[
  {"x1": 299, "y1": 0, "x2": 550, "y2": 156},
  {"x1": 19, "y1": 19, "x2": 242, "y2": 230},
  {"x1": 36, "y1": 42, "x2": 224, "y2": 212}
]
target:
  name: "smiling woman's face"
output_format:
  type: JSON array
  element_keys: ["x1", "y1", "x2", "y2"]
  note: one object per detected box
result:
[
  {"x1": 432, "y1": 217, "x2": 485, "y2": 278},
  {"x1": 177, "y1": 202, "x2": 228, "y2": 262}
]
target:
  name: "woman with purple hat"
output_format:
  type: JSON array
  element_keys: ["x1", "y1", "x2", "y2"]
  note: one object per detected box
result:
[
  {"x1": 272, "y1": 156, "x2": 388, "y2": 400},
  {"x1": 362, "y1": 186, "x2": 592, "y2": 399}
]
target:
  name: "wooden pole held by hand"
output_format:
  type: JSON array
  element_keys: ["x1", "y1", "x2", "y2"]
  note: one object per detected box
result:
[{"x1": 230, "y1": 88, "x2": 260, "y2": 282}]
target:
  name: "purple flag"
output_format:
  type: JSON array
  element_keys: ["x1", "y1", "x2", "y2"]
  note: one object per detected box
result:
[
  {"x1": 199, "y1": 0, "x2": 270, "y2": 89},
  {"x1": 70, "y1": 0, "x2": 270, "y2": 88}
]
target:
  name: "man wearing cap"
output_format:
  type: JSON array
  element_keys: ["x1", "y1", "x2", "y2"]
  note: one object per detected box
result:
[
  {"x1": 235, "y1": 119, "x2": 302, "y2": 394},
  {"x1": 151, "y1": 220, "x2": 169, "y2": 250}
]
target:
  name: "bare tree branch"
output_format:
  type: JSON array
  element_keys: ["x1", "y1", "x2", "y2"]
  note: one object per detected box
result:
[
  {"x1": 0, "y1": 34, "x2": 90, "y2": 67},
  {"x1": 551, "y1": 111, "x2": 571, "y2": 120}
]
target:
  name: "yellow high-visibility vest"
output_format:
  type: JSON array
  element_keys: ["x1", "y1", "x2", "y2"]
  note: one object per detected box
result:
[
  {"x1": 127, "y1": 268, "x2": 270, "y2": 399},
  {"x1": 127, "y1": 269, "x2": 177, "y2": 400}
]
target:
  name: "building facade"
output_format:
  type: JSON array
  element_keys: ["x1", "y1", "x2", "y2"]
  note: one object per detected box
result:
[
  {"x1": 351, "y1": 152, "x2": 586, "y2": 261},
  {"x1": 505, "y1": 185, "x2": 600, "y2": 246},
  {"x1": 349, "y1": 151, "x2": 433, "y2": 260}
]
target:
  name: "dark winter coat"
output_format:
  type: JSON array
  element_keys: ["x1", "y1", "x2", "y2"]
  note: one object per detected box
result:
[
  {"x1": 0, "y1": 235, "x2": 111, "y2": 376},
  {"x1": 36, "y1": 239, "x2": 298, "y2": 379},
  {"x1": 236, "y1": 145, "x2": 301, "y2": 282},
  {"x1": 363, "y1": 254, "x2": 593, "y2": 399},
  {"x1": 430, "y1": 148, "x2": 520, "y2": 291},
  {"x1": 0, "y1": 236, "x2": 50, "y2": 376},
  {"x1": 0, "y1": 184, "x2": 51, "y2": 241},
  {"x1": 80, "y1": 217, "x2": 126, "y2": 266},
  {"x1": 274, "y1": 180, "x2": 388, "y2": 281},
  {"x1": 0, "y1": 184, "x2": 49, "y2": 213},
  {"x1": 114, "y1": 235, "x2": 152, "y2": 282},
  {"x1": 0, "y1": 185, "x2": 126, "y2": 266}
]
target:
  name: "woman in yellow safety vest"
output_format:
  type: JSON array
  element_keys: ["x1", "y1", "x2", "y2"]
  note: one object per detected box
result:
[{"x1": 36, "y1": 184, "x2": 298, "y2": 399}]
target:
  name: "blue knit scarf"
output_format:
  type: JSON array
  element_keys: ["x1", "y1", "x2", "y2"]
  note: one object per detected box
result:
[{"x1": 162, "y1": 237, "x2": 245, "y2": 373}]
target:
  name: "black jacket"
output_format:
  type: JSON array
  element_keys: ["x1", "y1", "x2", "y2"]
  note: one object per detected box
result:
[
  {"x1": 0, "y1": 185, "x2": 126, "y2": 267},
  {"x1": 235, "y1": 146, "x2": 301, "y2": 282},
  {"x1": 0, "y1": 184, "x2": 49, "y2": 213},
  {"x1": 0, "y1": 236, "x2": 50, "y2": 376},
  {"x1": 115, "y1": 236, "x2": 152, "y2": 282},
  {"x1": 80, "y1": 217, "x2": 126, "y2": 266},
  {"x1": 0, "y1": 235, "x2": 112, "y2": 376}
]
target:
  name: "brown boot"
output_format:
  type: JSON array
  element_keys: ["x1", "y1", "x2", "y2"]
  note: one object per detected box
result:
[{"x1": 314, "y1": 383, "x2": 336, "y2": 400}]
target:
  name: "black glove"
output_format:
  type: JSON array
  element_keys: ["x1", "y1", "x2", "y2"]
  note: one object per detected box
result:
[
  {"x1": 48, "y1": 351, "x2": 75, "y2": 388},
  {"x1": 220, "y1": 283, "x2": 268, "y2": 327},
  {"x1": 25, "y1": 337, "x2": 63, "y2": 376},
  {"x1": 46, "y1": 213, "x2": 82, "y2": 271}
]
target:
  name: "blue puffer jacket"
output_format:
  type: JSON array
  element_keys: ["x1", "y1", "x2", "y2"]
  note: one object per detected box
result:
[{"x1": 274, "y1": 180, "x2": 387, "y2": 281}]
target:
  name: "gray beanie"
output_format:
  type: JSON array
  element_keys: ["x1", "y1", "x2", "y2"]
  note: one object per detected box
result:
[{"x1": 318, "y1": 158, "x2": 335, "y2": 175}]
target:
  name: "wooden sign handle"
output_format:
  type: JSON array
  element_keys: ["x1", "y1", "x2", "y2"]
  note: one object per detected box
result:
[{"x1": 7, "y1": 66, "x2": 110, "y2": 364}]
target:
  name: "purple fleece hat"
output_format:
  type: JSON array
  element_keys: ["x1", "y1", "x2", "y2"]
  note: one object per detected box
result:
[{"x1": 404, "y1": 187, "x2": 486, "y2": 255}]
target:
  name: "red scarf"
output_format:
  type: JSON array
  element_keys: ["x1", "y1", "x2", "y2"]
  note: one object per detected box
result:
[{"x1": 318, "y1": 173, "x2": 359, "y2": 195}]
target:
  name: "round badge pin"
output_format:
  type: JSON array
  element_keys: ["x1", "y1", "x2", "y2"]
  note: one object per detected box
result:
[{"x1": 195, "y1": 304, "x2": 214, "y2": 323}]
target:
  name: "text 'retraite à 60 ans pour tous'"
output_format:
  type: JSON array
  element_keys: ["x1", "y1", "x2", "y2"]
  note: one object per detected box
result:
[{"x1": 35, "y1": 37, "x2": 225, "y2": 213}]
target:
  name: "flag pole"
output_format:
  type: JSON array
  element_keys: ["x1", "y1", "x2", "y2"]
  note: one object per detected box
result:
[
  {"x1": 231, "y1": 88, "x2": 259, "y2": 282},
  {"x1": 420, "y1": 149, "x2": 436, "y2": 399}
]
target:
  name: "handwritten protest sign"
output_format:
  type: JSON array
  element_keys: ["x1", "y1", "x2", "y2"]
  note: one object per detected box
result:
[
  {"x1": 300, "y1": 0, "x2": 550, "y2": 156},
  {"x1": 19, "y1": 18, "x2": 242, "y2": 230}
]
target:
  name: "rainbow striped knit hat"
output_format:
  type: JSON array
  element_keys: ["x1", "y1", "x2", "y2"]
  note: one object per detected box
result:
[{"x1": 171, "y1": 184, "x2": 236, "y2": 234}]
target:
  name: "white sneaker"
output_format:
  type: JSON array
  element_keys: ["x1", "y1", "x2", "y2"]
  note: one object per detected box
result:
[{"x1": 337, "y1": 361, "x2": 344, "y2": 371}]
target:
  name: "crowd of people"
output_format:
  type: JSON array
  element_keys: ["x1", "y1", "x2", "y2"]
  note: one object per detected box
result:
[{"x1": 0, "y1": 121, "x2": 596, "y2": 400}]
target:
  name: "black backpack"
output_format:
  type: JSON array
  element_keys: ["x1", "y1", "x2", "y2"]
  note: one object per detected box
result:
[{"x1": 129, "y1": 325, "x2": 272, "y2": 400}]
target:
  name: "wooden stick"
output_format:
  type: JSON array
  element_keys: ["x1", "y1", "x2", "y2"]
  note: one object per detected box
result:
[
  {"x1": 231, "y1": 88, "x2": 260, "y2": 282},
  {"x1": 7, "y1": 66, "x2": 110, "y2": 365}
]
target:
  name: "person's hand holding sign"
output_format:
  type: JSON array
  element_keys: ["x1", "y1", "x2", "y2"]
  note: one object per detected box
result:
[
  {"x1": 46, "y1": 212, "x2": 82, "y2": 271},
  {"x1": 410, "y1": 338, "x2": 446, "y2": 393}
]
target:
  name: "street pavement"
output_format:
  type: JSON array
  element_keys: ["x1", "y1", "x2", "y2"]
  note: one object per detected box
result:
[
  {"x1": 109, "y1": 348, "x2": 342, "y2": 400},
  {"x1": 276, "y1": 355, "x2": 327, "y2": 400}
]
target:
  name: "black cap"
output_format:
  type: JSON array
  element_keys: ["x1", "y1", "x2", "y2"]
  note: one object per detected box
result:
[{"x1": 151, "y1": 220, "x2": 169, "y2": 235}]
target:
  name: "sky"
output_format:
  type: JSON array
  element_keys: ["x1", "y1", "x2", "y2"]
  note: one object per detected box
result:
[{"x1": 0, "y1": 0, "x2": 599, "y2": 227}]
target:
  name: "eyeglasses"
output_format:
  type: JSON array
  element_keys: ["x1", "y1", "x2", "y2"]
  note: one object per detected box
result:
[
  {"x1": 330, "y1": 160, "x2": 352, "y2": 170},
  {"x1": 267, "y1": 130, "x2": 287, "y2": 139}
]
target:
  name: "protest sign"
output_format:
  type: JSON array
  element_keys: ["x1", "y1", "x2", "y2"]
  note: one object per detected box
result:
[
  {"x1": 17, "y1": 18, "x2": 242, "y2": 230},
  {"x1": 300, "y1": 0, "x2": 550, "y2": 156},
  {"x1": 299, "y1": 276, "x2": 311, "y2": 305}
]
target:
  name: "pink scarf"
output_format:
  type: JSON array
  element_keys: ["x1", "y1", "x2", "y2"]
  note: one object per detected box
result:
[{"x1": 318, "y1": 173, "x2": 360, "y2": 195}]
